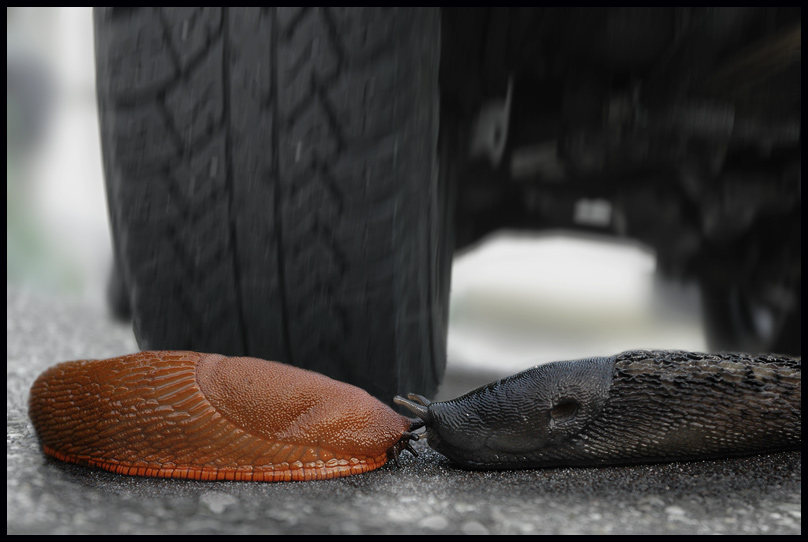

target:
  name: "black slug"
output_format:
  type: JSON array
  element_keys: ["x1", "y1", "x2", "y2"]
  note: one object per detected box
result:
[{"x1": 394, "y1": 350, "x2": 801, "y2": 469}]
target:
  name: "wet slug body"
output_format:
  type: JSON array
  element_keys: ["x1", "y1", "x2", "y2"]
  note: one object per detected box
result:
[
  {"x1": 396, "y1": 350, "x2": 801, "y2": 469},
  {"x1": 29, "y1": 351, "x2": 416, "y2": 481}
]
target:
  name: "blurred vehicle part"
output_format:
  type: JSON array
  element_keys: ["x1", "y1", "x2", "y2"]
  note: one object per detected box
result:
[
  {"x1": 469, "y1": 77, "x2": 513, "y2": 168},
  {"x1": 441, "y1": 7, "x2": 800, "y2": 355}
]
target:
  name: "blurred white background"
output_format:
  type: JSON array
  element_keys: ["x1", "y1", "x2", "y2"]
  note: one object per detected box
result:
[
  {"x1": 7, "y1": 8, "x2": 707, "y2": 397},
  {"x1": 8, "y1": 7, "x2": 110, "y2": 310}
]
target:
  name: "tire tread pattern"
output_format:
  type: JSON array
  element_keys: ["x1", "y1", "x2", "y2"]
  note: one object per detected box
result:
[{"x1": 95, "y1": 7, "x2": 444, "y2": 401}]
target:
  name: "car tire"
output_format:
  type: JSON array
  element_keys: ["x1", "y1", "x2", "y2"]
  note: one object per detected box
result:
[{"x1": 94, "y1": 7, "x2": 449, "y2": 402}]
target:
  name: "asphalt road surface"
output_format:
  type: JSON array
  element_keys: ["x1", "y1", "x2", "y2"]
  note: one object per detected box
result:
[{"x1": 7, "y1": 286, "x2": 801, "y2": 535}]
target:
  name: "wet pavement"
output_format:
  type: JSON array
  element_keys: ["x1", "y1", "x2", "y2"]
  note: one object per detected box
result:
[{"x1": 7, "y1": 286, "x2": 801, "y2": 535}]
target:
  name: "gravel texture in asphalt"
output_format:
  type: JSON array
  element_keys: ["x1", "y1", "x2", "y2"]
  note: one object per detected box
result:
[{"x1": 7, "y1": 286, "x2": 801, "y2": 535}]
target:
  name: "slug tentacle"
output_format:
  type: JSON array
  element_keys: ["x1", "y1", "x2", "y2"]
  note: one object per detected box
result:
[
  {"x1": 393, "y1": 395, "x2": 431, "y2": 423},
  {"x1": 402, "y1": 350, "x2": 801, "y2": 469},
  {"x1": 407, "y1": 393, "x2": 432, "y2": 406},
  {"x1": 389, "y1": 431, "x2": 421, "y2": 467},
  {"x1": 29, "y1": 351, "x2": 414, "y2": 482}
]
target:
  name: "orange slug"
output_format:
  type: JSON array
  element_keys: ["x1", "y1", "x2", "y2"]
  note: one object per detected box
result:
[{"x1": 28, "y1": 351, "x2": 418, "y2": 482}]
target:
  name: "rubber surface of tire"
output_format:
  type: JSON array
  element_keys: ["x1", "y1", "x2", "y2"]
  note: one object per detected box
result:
[{"x1": 94, "y1": 7, "x2": 447, "y2": 402}]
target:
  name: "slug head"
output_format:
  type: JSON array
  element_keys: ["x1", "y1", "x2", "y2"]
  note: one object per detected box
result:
[{"x1": 395, "y1": 357, "x2": 614, "y2": 469}]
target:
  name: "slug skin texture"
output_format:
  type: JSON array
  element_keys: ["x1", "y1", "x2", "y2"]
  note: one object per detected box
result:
[{"x1": 29, "y1": 351, "x2": 414, "y2": 481}]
